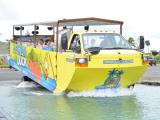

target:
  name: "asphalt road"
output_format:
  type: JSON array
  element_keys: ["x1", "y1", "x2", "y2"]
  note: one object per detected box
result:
[
  {"x1": 140, "y1": 64, "x2": 160, "y2": 81},
  {"x1": 0, "y1": 68, "x2": 23, "y2": 81},
  {"x1": 139, "y1": 64, "x2": 160, "y2": 85}
]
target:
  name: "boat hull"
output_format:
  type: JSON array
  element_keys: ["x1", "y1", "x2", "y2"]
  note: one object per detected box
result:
[
  {"x1": 67, "y1": 65, "x2": 148, "y2": 91},
  {"x1": 8, "y1": 42, "x2": 148, "y2": 93}
]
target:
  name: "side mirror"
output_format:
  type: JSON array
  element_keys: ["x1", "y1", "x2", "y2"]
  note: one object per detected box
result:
[{"x1": 139, "y1": 36, "x2": 144, "y2": 49}]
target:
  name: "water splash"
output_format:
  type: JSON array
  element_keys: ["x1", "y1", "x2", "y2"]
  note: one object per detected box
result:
[
  {"x1": 16, "y1": 81, "x2": 55, "y2": 96},
  {"x1": 16, "y1": 81, "x2": 39, "y2": 88},
  {"x1": 26, "y1": 91, "x2": 44, "y2": 96},
  {"x1": 67, "y1": 88, "x2": 134, "y2": 97}
]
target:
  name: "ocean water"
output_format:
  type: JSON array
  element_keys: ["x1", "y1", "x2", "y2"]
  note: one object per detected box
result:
[{"x1": 0, "y1": 81, "x2": 160, "y2": 120}]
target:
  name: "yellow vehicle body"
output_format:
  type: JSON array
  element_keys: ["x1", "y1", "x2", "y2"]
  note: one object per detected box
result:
[
  {"x1": 8, "y1": 18, "x2": 148, "y2": 93},
  {"x1": 9, "y1": 31, "x2": 148, "y2": 94}
]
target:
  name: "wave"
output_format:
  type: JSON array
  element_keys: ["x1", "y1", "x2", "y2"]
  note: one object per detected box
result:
[
  {"x1": 16, "y1": 81, "x2": 39, "y2": 88},
  {"x1": 67, "y1": 88, "x2": 134, "y2": 98}
]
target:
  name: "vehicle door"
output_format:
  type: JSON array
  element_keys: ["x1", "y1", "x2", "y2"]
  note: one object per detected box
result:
[{"x1": 55, "y1": 34, "x2": 82, "y2": 92}]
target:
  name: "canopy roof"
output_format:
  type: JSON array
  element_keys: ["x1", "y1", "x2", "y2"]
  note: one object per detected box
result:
[{"x1": 14, "y1": 17, "x2": 123, "y2": 27}]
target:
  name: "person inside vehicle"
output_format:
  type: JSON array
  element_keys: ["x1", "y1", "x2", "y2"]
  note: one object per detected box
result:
[
  {"x1": 91, "y1": 39, "x2": 96, "y2": 47},
  {"x1": 71, "y1": 35, "x2": 81, "y2": 53},
  {"x1": 38, "y1": 39, "x2": 44, "y2": 49},
  {"x1": 61, "y1": 33, "x2": 68, "y2": 52}
]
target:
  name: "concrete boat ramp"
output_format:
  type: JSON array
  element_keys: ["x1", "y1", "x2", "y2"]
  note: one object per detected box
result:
[
  {"x1": 138, "y1": 65, "x2": 160, "y2": 86},
  {"x1": 0, "y1": 107, "x2": 15, "y2": 120}
]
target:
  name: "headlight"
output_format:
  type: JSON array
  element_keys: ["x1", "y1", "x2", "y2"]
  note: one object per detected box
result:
[
  {"x1": 141, "y1": 54, "x2": 149, "y2": 65},
  {"x1": 75, "y1": 58, "x2": 88, "y2": 67},
  {"x1": 78, "y1": 58, "x2": 88, "y2": 64}
]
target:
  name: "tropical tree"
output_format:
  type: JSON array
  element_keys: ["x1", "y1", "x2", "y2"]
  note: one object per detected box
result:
[{"x1": 128, "y1": 37, "x2": 137, "y2": 48}]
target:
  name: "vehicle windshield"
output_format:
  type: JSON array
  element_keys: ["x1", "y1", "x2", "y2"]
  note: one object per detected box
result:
[{"x1": 82, "y1": 33, "x2": 132, "y2": 50}]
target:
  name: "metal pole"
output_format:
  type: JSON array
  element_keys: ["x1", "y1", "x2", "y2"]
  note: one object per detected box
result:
[
  {"x1": 53, "y1": 25, "x2": 55, "y2": 48},
  {"x1": 20, "y1": 26, "x2": 22, "y2": 36},
  {"x1": 56, "y1": 23, "x2": 59, "y2": 52},
  {"x1": 13, "y1": 26, "x2": 15, "y2": 43},
  {"x1": 55, "y1": 22, "x2": 59, "y2": 80},
  {"x1": 20, "y1": 26, "x2": 22, "y2": 44},
  {"x1": 120, "y1": 24, "x2": 122, "y2": 35},
  {"x1": 34, "y1": 25, "x2": 36, "y2": 46},
  {"x1": 13, "y1": 26, "x2": 14, "y2": 37}
]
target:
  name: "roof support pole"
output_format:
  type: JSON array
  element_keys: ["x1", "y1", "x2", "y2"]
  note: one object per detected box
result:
[
  {"x1": 13, "y1": 26, "x2": 14, "y2": 36},
  {"x1": 34, "y1": 25, "x2": 36, "y2": 45},
  {"x1": 120, "y1": 24, "x2": 123, "y2": 35},
  {"x1": 20, "y1": 26, "x2": 22, "y2": 44},
  {"x1": 56, "y1": 22, "x2": 59, "y2": 52},
  {"x1": 55, "y1": 22, "x2": 59, "y2": 80},
  {"x1": 53, "y1": 25, "x2": 55, "y2": 43}
]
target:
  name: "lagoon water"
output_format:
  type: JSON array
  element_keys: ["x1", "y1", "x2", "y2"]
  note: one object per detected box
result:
[{"x1": 0, "y1": 81, "x2": 160, "y2": 120}]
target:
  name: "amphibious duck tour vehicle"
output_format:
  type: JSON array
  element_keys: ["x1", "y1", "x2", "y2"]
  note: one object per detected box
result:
[{"x1": 8, "y1": 17, "x2": 148, "y2": 93}]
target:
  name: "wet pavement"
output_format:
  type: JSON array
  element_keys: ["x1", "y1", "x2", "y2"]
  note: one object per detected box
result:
[
  {"x1": 139, "y1": 64, "x2": 160, "y2": 85},
  {"x1": 0, "y1": 68, "x2": 21, "y2": 120},
  {"x1": 0, "y1": 107, "x2": 14, "y2": 120},
  {"x1": 0, "y1": 68, "x2": 23, "y2": 81}
]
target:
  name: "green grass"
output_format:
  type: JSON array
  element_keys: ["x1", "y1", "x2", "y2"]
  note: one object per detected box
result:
[
  {"x1": 0, "y1": 64, "x2": 8, "y2": 68},
  {"x1": 0, "y1": 42, "x2": 8, "y2": 54},
  {"x1": 0, "y1": 56, "x2": 8, "y2": 68},
  {"x1": 0, "y1": 42, "x2": 9, "y2": 67}
]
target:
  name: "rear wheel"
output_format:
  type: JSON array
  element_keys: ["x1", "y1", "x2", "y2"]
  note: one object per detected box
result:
[{"x1": 21, "y1": 76, "x2": 32, "y2": 82}]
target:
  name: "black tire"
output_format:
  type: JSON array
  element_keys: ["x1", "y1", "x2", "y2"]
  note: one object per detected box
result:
[
  {"x1": 9, "y1": 66, "x2": 12, "y2": 69},
  {"x1": 21, "y1": 76, "x2": 32, "y2": 82},
  {"x1": 128, "y1": 84, "x2": 135, "y2": 89}
]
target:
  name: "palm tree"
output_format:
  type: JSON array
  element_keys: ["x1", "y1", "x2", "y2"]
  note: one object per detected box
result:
[{"x1": 128, "y1": 37, "x2": 136, "y2": 48}]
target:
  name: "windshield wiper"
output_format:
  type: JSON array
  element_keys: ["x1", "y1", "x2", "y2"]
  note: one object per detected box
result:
[
  {"x1": 86, "y1": 47, "x2": 102, "y2": 55},
  {"x1": 111, "y1": 47, "x2": 126, "y2": 49},
  {"x1": 102, "y1": 47, "x2": 132, "y2": 50}
]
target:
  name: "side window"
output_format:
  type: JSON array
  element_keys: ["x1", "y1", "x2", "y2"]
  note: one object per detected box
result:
[{"x1": 69, "y1": 34, "x2": 81, "y2": 53}]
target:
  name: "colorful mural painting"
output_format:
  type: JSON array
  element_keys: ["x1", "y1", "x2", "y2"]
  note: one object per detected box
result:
[
  {"x1": 96, "y1": 69, "x2": 124, "y2": 89},
  {"x1": 9, "y1": 42, "x2": 57, "y2": 92}
]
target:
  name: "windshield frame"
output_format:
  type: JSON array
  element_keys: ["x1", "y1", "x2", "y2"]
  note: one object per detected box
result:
[{"x1": 82, "y1": 33, "x2": 132, "y2": 51}]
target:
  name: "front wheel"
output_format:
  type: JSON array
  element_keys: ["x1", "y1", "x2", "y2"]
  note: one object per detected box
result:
[{"x1": 128, "y1": 84, "x2": 135, "y2": 89}]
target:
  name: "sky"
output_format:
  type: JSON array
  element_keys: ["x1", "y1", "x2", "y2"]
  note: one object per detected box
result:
[{"x1": 0, "y1": 0, "x2": 160, "y2": 51}]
